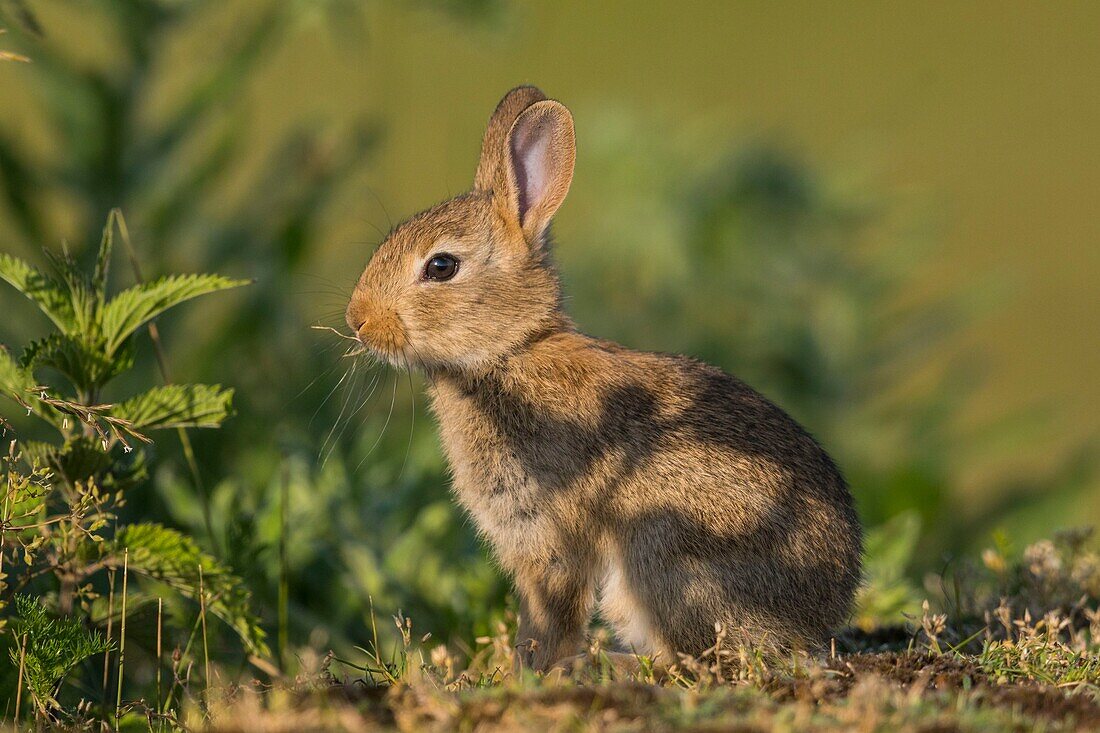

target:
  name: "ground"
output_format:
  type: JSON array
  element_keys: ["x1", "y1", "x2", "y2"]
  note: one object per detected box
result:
[{"x1": 197, "y1": 616, "x2": 1100, "y2": 732}]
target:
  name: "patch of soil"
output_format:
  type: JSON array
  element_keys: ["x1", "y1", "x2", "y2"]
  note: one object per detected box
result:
[
  {"x1": 771, "y1": 651, "x2": 1100, "y2": 729},
  {"x1": 978, "y1": 684, "x2": 1100, "y2": 729},
  {"x1": 317, "y1": 680, "x2": 396, "y2": 725}
]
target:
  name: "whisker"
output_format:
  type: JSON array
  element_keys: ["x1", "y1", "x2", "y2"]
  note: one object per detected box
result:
[
  {"x1": 355, "y1": 353, "x2": 400, "y2": 473},
  {"x1": 364, "y1": 185, "x2": 394, "y2": 231},
  {"x1": 396, "y1": 354, "x2": 417, "y2": 482},
  {"x1": 358, "y1": 364, "x2": 386, "y2": 407},
  {"x1": 313, "y1": 308, "x2": 351, "y2": 318},
  {"x1": 312, "y1": 315, "x2": 356, "y2": 330},
  {"x1": 406, "y1": 342, "x2": 437, "y2": 388},
  {"x1": 290, "y1": 356, "x2": 344, "y2": 404},
  {"x1": 294, "y1": 295, "x2": 354, "y2": 307},
  {"x1": 292, "y1": 286, "x2": 352, "y2": 296},
  {"x1": 311, "y1": 357, "x2": 358, "y2": 431},
  {"x1": 326, "y1": 363, "x2": 383, "y2": 465},
  {"x1": 350, "y1": 366, "x2": 388, "y2": 441},
  {"x1": 321, "y1": 339, "x2": 352, "y2": 356},
  {"x1": 298, "y1": 271, "x2": 355, "y2": 290},
  {"x1": 320, "y1": 360, "x2": 365, "y2": 466}
]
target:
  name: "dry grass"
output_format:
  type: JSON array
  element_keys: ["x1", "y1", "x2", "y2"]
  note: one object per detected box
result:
[{"x1": 191, "y1": 531, "x2": 1100, "y2": 733}]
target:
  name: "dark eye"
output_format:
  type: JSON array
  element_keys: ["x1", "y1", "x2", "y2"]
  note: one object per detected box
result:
[{"x1": 424, "y1": 253, "x2": 459, "y2": 281}]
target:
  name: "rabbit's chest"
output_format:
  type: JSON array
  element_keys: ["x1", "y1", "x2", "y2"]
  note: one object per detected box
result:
[
  {"x1": 429, "y1": 386, "x2": 580, "y2": 563},
  {"x1": 449, "y1": 431, "x2": 556, "y2": 562}
]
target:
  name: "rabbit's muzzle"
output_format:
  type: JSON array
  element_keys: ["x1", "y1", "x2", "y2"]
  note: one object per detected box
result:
[{"x1": 346, "y1": 296, "x2": 408, "y2": 362}]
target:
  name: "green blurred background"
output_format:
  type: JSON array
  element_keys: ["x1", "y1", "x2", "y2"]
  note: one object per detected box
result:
[{"x1": 1, "y1": 0, "x2": 1097, "y2": 658}]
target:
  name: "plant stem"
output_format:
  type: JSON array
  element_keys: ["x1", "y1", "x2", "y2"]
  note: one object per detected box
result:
[
  {"x1": 278, "y1": 458, "x2": 289, "y2": 671},
  {"x1": 199, "y1": 563, "x2": 211, "y2": 702},
  {"x1": 15, "y1": 632, "x2": 27, "y2": 724},
  {"x1": 162, "y1": 612, "x2": 203, "y2": 715},
  {"x1": 102, "y1": 567, "x2": 115, "y2": 704},
  {"x1": 1, "y1": 446, "x2": 10, "y2": 595},
  {"x1": 115, "y1": 549, "x2": 128, "y2": 728},
  {"x1": 156, "y1": 596, "x2": 163, "y2": 720}
]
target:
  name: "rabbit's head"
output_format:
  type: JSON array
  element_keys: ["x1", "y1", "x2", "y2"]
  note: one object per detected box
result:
[{"x1": 346, "y1": 86, "x2": 576, "y2": 372}]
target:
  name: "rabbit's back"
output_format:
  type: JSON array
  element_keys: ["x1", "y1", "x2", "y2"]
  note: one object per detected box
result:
[{"x1": 429, "y1": 331, "x2": 862, "y2": 657}]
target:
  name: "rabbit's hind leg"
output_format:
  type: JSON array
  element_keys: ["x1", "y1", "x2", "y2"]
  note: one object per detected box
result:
[{"x1": 612, "y1": 534, "x2": 737, "y2": 661}]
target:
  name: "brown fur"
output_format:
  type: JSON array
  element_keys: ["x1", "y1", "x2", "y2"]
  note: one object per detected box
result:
[{"x1": 346, "y1": 86, "x2": 862, "y2": 671}]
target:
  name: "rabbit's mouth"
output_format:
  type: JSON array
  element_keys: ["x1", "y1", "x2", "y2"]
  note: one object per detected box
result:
[{"x1": 355, "y1": 330, "x2": 410, "y2": 370}]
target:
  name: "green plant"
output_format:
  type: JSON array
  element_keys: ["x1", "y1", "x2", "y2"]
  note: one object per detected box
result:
[
  {"x1": 855, "y1": 510, "x2": 924, "y2": 629},
  {"x1": 7, "y1": 594, "x2": 112, "y2": 716},
  {"x1": 0, "y1": 211, "x2": 264, "y2": 723},
  {"x1": 0, "y1": 209, "x2": 245, "y2": 500}
]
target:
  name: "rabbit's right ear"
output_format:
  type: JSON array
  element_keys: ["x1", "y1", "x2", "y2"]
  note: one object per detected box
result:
[
  {"x1": 503, "y1": 100, "x2": 576, "y2": 244},
  {"x1": 475, "y1": 89, "x2": 575, "y2": 246}
]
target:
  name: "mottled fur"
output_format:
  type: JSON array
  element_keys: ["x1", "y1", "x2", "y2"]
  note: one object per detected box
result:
[{"x1": 346, "y1": 86, "x2": 862, "y2": 670}]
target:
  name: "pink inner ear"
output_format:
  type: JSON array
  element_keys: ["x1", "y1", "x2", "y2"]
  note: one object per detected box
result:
[{"x1": 510, "y1": 120, "x2": 552, "y2": 221}]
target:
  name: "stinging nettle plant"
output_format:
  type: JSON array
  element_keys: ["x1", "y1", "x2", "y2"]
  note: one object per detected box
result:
[
  {"x1": 0, "y1": 209, "x2": 247, "y2": 487},
  {"x1": 0, "y1": 210, "x2": 267, "y2": 720}
]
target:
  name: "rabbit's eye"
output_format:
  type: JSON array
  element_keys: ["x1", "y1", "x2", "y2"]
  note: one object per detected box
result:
[{"x1": 424, "y1": 253, "x2": 459, "y2": 281}]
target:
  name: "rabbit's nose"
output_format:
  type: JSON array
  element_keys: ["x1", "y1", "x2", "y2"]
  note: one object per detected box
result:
[{"x1": 345, "y1": 305, "x2": 365, "y2": 337}]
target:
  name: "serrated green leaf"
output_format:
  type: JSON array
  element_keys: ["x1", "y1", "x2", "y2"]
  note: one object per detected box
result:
[
  {"x1": 92, "y1": 209, "x2": 118, "y2": 302},
  {"x1": 0, "y1": 345, "x2": 62, "y2": 428},
  {"x1": 115, "y1": 523, "x2": 268, "y2": 657},
  {"x1": 0, "y1": 253, "x2": 76, "y2": 331},
  {"x1": 0, "y1": 343, "x2": 34, "y2": 396},
  {"x1": 100, "y1": 273, "x2": 249, "y2": 356},
  {"x1": 19, "y1": 332, "x2": 133, "y2": 393},
  {"x1": 111, "y1": 383, "x2": 234, "y2": 430},
  {"x1": 41, "y1": 245, "x2": 99, "y2": 337}
]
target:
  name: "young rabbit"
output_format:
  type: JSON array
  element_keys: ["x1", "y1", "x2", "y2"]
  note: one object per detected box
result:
[{"x1": 345, "y1": 86, "x2": 862, "y2": 671}]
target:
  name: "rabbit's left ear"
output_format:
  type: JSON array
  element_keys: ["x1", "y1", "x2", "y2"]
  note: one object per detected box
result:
[
  {"x1": 502, "y1": 100, "x2": 576, "y2": 244},
  {"x1": 475, "y1": 86, "x2": 547, "y2": 193}
]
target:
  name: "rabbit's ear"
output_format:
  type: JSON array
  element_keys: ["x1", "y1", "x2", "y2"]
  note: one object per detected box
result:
[
  {"x1": 503, "y1": 100, "x2": 576, "y2": 243},
  {"x1": 475, "y1": 86, "x2": 547, "y2": 193}
]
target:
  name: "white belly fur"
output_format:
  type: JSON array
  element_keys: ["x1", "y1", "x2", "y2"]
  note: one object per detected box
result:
[{"x1": 599, "y1": 551, "x2": 658, "y2": 656}]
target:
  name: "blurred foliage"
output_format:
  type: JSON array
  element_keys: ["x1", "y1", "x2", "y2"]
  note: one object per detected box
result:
[
  {"x1": 0, "y1": 0, "x2": 1094, "y2": 683},
  {"x1": 854, "y1": 511, "x2": 923, "y2": 629}
]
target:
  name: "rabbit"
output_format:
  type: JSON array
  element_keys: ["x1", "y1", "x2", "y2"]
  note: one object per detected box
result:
[{"x1": 344, "y1": 86, "x2": 863, "y2": 672}]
